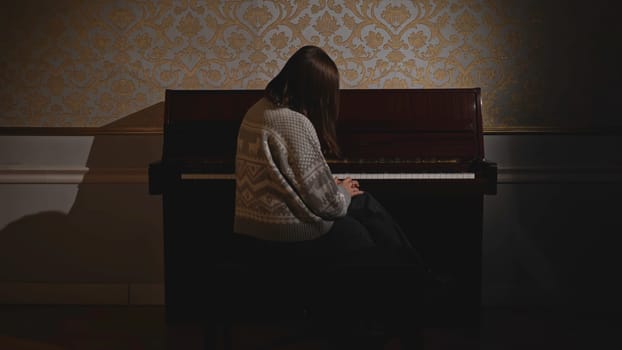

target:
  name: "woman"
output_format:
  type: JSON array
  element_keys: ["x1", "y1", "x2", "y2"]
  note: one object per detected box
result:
[
  {"x1": 233, "y1": 45, "x2": 421, "y2": 265},
  {"x1": 232, "y1": 46, "x2": 431, "y2": 349}
]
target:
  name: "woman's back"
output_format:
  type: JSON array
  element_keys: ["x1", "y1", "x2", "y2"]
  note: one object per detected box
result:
[{"x1": 234, "y1": 97, "x2": 350, "y2": 242}]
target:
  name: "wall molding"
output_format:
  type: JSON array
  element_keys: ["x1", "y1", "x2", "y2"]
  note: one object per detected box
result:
[
  {"x1": 2, "y1": 165, "x2": 621, "y2": 184},
  {"x1": 484, "y1": 126, "x2": 622, "y2": 135},
  {"x1": 0, "y1": 166, "x2": 89, "y2": 184},
  {"x1": 0, "y1": 127, "x2": 163, "y2": 136},
  {"x1": 0, "y1": 166, "x2": 147, "y2": 184},
  {"x1": 497, "y1": 167, "x2": 622, "y2": 184},
  {"x1": 2, "y1": 126, "x2": 622, "y2": 136}
]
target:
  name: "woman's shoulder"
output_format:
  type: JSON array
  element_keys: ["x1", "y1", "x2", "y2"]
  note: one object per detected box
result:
[
  {"x1": 243, "y1": 98, "x2": 315, "y2": 137},
  {"x1": 244, "y1": 98, "x2": 299, "y2": 119},
  {"x1": 265, "y1": 105, "x2": 312, "y2": 127},
  {"x1": 263, "y1": 102, "x2": 304, "y2": 120},
  {"x1": 244, "y1": 97, "x2": 270, "y2": 118}
]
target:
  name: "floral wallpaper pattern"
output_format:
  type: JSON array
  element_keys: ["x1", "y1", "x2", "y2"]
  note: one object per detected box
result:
[{"x1": 0, "y1": 0, "x2": 608, "y2": 128}]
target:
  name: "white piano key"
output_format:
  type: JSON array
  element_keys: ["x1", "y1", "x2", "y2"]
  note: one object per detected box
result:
[
  {"x1": 180, "y1": 172, "x2": 476, "y2": 180},
  {"x1": 331, "y1": 173, "x2": 476, "y2": 180}
]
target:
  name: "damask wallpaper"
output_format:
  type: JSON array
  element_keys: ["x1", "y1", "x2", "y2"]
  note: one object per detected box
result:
[{"x1": 0, "y1": 0, "x2": 618, "y2": 129}]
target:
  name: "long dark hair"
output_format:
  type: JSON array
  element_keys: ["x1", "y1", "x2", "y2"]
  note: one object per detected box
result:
[{"x1": 265, "y1": 45, "x2": 341, "y2": 158}]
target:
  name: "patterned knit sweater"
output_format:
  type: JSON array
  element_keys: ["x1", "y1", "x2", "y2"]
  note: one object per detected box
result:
[{"x1": 234, "y1": 98, "x2": 351, "y2": 241}]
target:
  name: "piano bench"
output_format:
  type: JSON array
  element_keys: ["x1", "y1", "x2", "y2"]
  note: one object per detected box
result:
[{"x1": 200, "y1": 247, "x2": 427, "y2": 350}]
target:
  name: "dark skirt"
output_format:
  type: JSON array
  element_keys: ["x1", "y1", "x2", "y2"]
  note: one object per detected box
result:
[{"x1": 231, "y1": 193, "x2": 427, "y2": 269}]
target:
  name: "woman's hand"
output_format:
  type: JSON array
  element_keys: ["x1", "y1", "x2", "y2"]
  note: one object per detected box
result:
[{"x1": 335, "y1": 176, "x2": 364, "y2": 197}]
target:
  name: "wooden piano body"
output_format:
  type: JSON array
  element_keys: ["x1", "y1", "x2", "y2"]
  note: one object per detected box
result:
[{"x1": 149, "y1": 88, "x2": 497, "y2": 325}]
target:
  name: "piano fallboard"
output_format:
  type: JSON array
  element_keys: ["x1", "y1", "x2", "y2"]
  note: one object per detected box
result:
[{"x1": 160, "y1": 89, "x2": 486, "y2": 161}]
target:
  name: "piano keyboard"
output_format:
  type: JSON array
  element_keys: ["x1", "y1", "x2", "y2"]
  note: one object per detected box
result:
[
  {"x1": 180, "y1": 173, "x2": 476, "y2": 180},
  {"x1": 334, "y1": 173, "x2": 475, "y2": 180}
]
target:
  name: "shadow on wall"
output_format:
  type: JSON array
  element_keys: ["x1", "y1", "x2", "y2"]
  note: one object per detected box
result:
[{"x1": 0, "y1": 104, "x2": 165, "y2": 284}]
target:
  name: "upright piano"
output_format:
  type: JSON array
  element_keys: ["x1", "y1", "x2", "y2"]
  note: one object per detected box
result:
[{"x1": 149, "y1": 88, "x2": 497, "y2": 325}]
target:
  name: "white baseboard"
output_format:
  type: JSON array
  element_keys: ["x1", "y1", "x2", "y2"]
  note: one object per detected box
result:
[{"x1": 0, "y1": 282, "x2": 164, "y2": 305}]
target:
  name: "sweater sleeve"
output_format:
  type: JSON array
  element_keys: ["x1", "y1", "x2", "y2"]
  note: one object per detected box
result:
[{"x1": 267, "y1": 113, "x2": 350, "y2": 220}]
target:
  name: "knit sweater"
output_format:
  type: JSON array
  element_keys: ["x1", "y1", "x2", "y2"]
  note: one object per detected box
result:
[{"x1": 233, "y1": 98, "x2": 351, "y2": 241}]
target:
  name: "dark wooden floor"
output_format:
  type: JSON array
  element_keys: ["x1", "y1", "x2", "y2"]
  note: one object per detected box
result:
[{"x1": 0, "y1": 306, "x2": 620, "y2": 349}]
